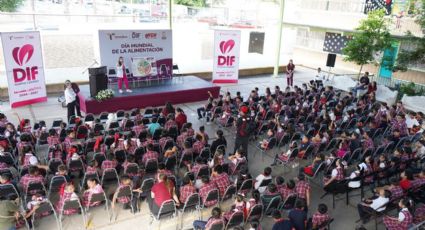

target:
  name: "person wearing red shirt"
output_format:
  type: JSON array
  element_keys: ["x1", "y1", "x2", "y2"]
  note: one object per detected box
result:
[
  {"x1": 175, "y1": 107, "x2": 187, "y2": 131},
  {"x1": 399, "y1": 170, "x2": 413, "y2": 191},
  {"x1": 149, "y1": 173, "x2": 180, "y2": 216}
]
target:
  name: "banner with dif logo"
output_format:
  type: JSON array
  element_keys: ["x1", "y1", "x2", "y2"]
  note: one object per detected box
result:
[
  {"x1": 97, "y1": 30, "x2": 172, "y2": 79},
  {"x1": 1, "y1": 31, "x2": 47, "y2": 108},
  {"x1": 212, "y1": 30, "x2": 241, "y2": 83}
]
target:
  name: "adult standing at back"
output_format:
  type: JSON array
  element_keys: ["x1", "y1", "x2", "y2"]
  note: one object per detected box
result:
[
  {"x1": 286, "y1": 59, "x2": 295, "y2": 87},
  {"x1": 234, "y1": 106, "x2": 253, "y2": 158}
]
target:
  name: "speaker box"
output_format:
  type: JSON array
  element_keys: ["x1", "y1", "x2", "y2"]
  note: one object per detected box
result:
[
  {"x1": 248, "y1": 32, "x2": 265, "y2": 54},
  {"x1": 89, "y1": 74, "x2": 108, "y2": 97},
  {"x1": 326, "y1": 53, "x2": 336, "y2": 67},
  {"x1": 88, "y1": 66, "x2": 107, "y2": 76}
]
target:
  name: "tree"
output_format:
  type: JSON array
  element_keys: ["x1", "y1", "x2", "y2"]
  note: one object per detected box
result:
[
  {"x1": 0, "y1": 0, "x2": 24, "y2": 12},
  {"x1": 393, "y1": 0, "x2": 425, "y2": 71},
  {"x1": 174, "y1": 0, "x2": 205, "y2": 7},
  {"x1": 342, "y1": 9, "x2": 393, "y2": 78}
]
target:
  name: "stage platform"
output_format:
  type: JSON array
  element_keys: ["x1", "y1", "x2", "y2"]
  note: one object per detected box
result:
[{"x1": 78, "y1": 76, "x2": 221, "y2": 114}]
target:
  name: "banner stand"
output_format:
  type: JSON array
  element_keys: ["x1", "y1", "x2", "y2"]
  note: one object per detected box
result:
[
  {"x1": 212, "y1": 30, "x2": 241, "y2": 84},
  {"x1": 1, "y1": 31, "x2": 47, "y2": 108}
]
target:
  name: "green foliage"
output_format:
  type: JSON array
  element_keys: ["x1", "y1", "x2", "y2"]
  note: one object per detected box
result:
[
  {"x1": 342, "y1": 10, "x2": 393, "y2": 73},
  {"x1": 397, "y1": 81, "x2": 425, "y2": 100},
  {"x1": 394, "y1": 0, "x2": 425, "y2": 71},
  {"x1": 174, "y1": 0, "x2": 205, "y2": 7},
  {"x1": 0, "y1": 0, "x2": 24, "y2": 12}
]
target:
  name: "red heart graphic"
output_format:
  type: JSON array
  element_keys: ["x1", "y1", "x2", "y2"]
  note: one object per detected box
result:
[
  {"x1": 219, "y1": 40, "x2": 235, "y2": 54},
  {"x1": 12, "y1": 44, "x2": 34, "y2": 66}
]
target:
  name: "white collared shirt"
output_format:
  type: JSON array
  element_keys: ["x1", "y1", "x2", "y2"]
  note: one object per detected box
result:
[
  {"x1": 398, "y1": 208, "x2": 408, "y2": 222},
  {"x1": 64, "y1": 88, "x2": 76, "y2": 105},
  {"x1": 370, "y1": 196, "x2": 389, "y2": 212}
]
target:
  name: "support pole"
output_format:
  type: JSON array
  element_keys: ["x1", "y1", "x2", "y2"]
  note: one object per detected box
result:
[
  {"x1": 273, "y1": 0, "x2": 285, "y2": 78},
  {"x1": 169, "y1": 0, "x2": 173, "y2": 29}
]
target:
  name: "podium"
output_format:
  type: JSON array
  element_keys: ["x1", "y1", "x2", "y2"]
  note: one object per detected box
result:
[{"x1": 89, "y1": 66, "x2": 108, "y2": 97}]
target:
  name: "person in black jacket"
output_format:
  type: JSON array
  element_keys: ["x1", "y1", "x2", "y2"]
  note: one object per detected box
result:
[
  {"x1": 349, "y1": 132, "x2": 361, "y2": 153},
  {"x1": 234, "y1": 106, "x2": 253, "y2": 158},
  {"x1": 210, "y1": 130, "x2": 227, "y2": 154}
]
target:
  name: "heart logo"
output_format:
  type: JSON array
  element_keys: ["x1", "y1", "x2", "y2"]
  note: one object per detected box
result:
[
  {"x1": 219, "y1": 40, "x2": 235, "y2": 54},
  {"x1": 12, "y1": 44, "x2": 34, "y2": 66}
]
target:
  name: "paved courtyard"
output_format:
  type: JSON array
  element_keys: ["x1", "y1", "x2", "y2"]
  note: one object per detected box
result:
[{"x1": 0, "y1": 66, "x2": 389, "y2": 229}]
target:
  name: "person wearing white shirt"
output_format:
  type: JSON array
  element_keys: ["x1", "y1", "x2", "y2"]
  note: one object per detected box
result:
[
  {"x1": 383, "y1": 198, "x2": 413, "y2": 229},
  {"x1": 357, "y1": 189, "x2": 390, "y2": 223},
  {"x1": 406, "y1": 112, "x2": 420, "y2": 129},
  {"x1": 254, "y1": 167, "x2": 272, "y2": 193},
  {"x1": 415, "y1": 141, "x2": 425, "y2": 158},
  {"x1": 116, "y1": 56, "x2": 132, "y2": 94},
  {"x1": 315, "y1": 67, "x2": 325, "y2": 82},
  {"x1": 64, "y1": 80, "x2": 77, "y2": 121}
]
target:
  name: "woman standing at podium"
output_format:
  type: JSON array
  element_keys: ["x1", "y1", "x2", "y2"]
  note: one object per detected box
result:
[{"x1": 116, "y1": 56, "x2": 132, "y2": 94}]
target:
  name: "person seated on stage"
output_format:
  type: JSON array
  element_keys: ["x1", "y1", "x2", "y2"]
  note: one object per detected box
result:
[{"x1": 357, "y1": 189, "x2": 390, "y2": 224}]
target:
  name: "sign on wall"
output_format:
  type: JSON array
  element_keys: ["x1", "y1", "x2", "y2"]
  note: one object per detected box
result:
[
  {"x1": 98, "y1": 30, "x2": 172, "y2": 79},
  {"x1": 1, "y1": 31, "x2": 47, "y2": 108},
  {"x1": 212, "y1": 30, "x2": 241, "y2": 84}
]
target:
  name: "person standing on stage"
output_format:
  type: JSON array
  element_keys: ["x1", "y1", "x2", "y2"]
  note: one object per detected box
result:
[
  {"x1": 64, "y1": 80, "x2": 77, "y2": 121},
  {"x1": 234, "y1": 106, "x2": 253, "y2": 158},
  {"x1": 116, "y1": 56, "x2": 132, "y2": 94},
  {"x1": 286, "y1": 59, "x2": 295, "y2": 87}
]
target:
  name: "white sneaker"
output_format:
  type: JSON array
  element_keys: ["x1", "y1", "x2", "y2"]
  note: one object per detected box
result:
[
  {"x1": 126, "y1": 89, "x2": 132, "y2": 93},
  {"x1": 119, "y1": 89, "x2": 123, "y2": 94}
]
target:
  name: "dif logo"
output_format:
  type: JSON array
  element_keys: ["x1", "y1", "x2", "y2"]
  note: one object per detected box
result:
[
  {"x1": 12, "y1": 44, "x2": 38, "y2": 83},
  {"x1": 217, "y1": 40, "x2": 235, "y2": 66}
]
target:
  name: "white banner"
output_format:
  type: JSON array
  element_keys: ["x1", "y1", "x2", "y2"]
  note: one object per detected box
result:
[
  {"x1": 98, "y1": 30, "x2": 172, "y2": 79},
  {"x1": 213, "y1": 30, "x2": 241, "y2": 83},
  {"x1": 1, "y1": 31, "x2": 47, "y2": 108}
]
